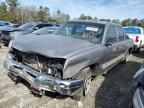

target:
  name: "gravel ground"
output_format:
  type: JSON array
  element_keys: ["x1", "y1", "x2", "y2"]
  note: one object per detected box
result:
[{"x1": 0, "y1": 45, "x2": 143, "y2": 108}]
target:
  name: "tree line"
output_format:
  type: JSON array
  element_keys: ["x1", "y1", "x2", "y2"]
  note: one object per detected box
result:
[
  {"x1": 79, "y1": 14, "x2": 144, "y2": 28},
  {"x1": 0, "y1": 0, "x2": 144, "y2": 28},
  {"x1": 0, "y1": 0, "x2": 70, "y2": 24}
]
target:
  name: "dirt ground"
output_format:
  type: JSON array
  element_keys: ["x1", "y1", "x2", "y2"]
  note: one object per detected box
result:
[{"x1": 0, "y1": 45, "x2": 144, "y2": 108}]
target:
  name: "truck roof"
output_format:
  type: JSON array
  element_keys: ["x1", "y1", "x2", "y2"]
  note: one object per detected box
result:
[{"x1": 68, "y1": 20, "x2": 122, "y2": 26}]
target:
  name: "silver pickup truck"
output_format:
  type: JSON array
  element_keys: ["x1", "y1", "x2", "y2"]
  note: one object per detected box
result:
[{"x1": 4, "y1": 20, "x2": 133, "y2": 100}]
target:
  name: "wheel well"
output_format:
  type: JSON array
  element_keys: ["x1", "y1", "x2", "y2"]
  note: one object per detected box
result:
[
  {"x1": 72, "y1": 63, "x2": 100, "y2": 80},
  {"x1": 90, "y1": 63, "x2": 100, "y2": 70}
]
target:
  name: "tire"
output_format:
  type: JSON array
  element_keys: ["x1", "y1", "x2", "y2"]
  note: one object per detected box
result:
[
  {"x1": 72, "y1": 68, "x2": 91, "y2": 100},
  {"x1": 122, "y1": 56, "x2": 127, "y2": 64},
  {"x1": 121, "y1": 51, "x2": 129, "y2": 64},
  {"x1": 83, "y1": 72, "x2": 91, "y2": 96},
  {"x1": 128, "y1": 48, "x2": 132, "y2": 54}
]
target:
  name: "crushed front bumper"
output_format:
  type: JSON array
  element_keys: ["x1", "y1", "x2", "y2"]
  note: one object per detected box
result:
[{"x1": 4, "y1": 57, "x2": 84, "y2": 96}]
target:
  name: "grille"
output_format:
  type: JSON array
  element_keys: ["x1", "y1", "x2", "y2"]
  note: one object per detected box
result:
[{"x1": 11, "y1": 48, "x2": 47, "y2": 72}]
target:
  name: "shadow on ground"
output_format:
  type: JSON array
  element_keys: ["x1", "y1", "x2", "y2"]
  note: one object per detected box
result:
[
  {"x1": 132, "y1": 49, "x2": 144, "y2": 59},
  {"x1": 95, "y1": 61, "x2": 141, "y2": 108}
]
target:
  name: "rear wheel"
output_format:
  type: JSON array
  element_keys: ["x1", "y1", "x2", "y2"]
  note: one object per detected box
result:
[
  {"x1": 128, "y1": 48, "x2": 132, "y2": 54},
  {"x1": 122, "y1": 50, "x2": 129, "y2": 64}
]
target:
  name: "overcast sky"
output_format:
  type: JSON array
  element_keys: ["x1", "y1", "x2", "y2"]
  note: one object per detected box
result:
[{"x1": 1, "y1": 0, "x2": 144, "y2": 20}]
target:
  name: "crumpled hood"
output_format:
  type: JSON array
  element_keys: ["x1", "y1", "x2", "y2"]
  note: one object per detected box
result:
[{"x1": 12, "y1": 34, "x2": 96, "y2": 59}]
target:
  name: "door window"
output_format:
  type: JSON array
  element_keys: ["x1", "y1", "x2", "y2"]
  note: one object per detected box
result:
[
  {"x1": 117, "y1": 26, "x2": 125, "y2": 41},
  {"x1": 105, "y1": 25, "x2": 117, "y2": 43}
]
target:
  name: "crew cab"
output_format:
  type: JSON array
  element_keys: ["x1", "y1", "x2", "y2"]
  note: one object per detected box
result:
[
  {"x1": 4, "y1": 20, "x2": 133, "y2": 100},
  {"x1": 124, "y1": 26, "x2": 144, "y2": 52}
]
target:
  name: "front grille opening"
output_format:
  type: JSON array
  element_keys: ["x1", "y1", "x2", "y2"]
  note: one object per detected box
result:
[{"x1": 10, "y1": 48, "x2": 65, "y2": 79}]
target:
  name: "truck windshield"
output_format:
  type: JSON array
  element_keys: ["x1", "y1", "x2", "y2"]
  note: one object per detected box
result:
[
  {"x1": 54, "y1": 21, "x2": 105, "y2": 44},
  {"x1": 124, "y1": 27, "x2": 141, "y2": 34}
]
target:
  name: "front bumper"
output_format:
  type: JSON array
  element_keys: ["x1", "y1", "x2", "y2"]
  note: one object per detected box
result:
[
  {"x1": 4, "y1": 58, "x2": 84, "y2": 96},
  {"x1": 133, "y1": 87, "x2": 144, "y2": 108}
]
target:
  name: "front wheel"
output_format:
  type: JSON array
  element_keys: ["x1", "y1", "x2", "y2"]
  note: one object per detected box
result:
[
  {"x1": 83, "y1": 72, "x2": 91, "y2": 96},
  {"x1": 72, "y1": 68, "x2": 91, "y2": 100}
]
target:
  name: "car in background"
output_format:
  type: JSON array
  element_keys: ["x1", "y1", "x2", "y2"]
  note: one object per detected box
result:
[
  {"x1": 32, "y1": 26, "x2": 58, "y2": 35},
  {"x1": 0, "y1": 20, "x2": 11, "y2": 26},
  {"x1": 124, "y1": 26, "x2": 144, "y2": 52},
  {"x1": 1, "y1": 22, "x2": 55, "y2": 44},
  {"x1": 0, "y1": 24, "x2": 21, "y2": 43},
  {"x1": 9, "y1": 23, "x2": 21, "y2": 27},
  {"x1": 132, "y1": 65, "x2": 144, "y2": 108}
]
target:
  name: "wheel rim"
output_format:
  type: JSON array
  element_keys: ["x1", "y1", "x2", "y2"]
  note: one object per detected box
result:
[{"x1": 84, "y1": 75, "x2": 91, "y2": 95}]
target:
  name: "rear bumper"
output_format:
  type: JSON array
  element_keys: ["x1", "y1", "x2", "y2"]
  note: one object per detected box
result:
[{"x1": 4, "y1": 56, "x2": 84, "y2": 96}]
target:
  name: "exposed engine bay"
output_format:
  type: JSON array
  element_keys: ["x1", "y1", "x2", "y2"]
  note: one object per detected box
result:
[{"x1": 9, "y1": 48, "x2": 65, "y2": 79}]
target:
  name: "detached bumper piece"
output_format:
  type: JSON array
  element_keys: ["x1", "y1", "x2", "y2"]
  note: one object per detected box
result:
[{"x1": 4, "y1": 58, "x2": 84, "y2": 96}]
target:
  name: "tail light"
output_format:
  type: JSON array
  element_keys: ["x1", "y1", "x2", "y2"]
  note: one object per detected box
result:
[{"x1": 135, "y1": 36, "x2": 139, "y2": 43}]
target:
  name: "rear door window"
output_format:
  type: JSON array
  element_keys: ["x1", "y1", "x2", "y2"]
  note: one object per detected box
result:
[
  {"x1": 105, "y1": 25, "x2": 117, "y2": 43},
  {"x1": 116, "y1": 26, "x2": 125, "y2": 41}
]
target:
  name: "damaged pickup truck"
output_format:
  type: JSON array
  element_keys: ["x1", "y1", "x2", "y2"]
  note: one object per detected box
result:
[{"x1": 4, "y1": 20, "x2": 133, "y2": 100}]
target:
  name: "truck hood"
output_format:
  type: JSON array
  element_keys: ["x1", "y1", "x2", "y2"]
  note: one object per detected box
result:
[{"x1": 12, "y1": 34, "x2": 97, "y2": 59}]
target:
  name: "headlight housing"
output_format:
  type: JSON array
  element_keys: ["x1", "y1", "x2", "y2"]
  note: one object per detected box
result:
[{"x1": 10, "y1": 31, "x2": 22, "y2": 38}]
